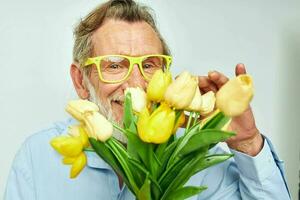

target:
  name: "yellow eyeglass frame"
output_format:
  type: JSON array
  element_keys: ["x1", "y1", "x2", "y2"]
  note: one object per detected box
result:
[{"x1": 83, "y1": 54, "x2": 172, "y2": 83}]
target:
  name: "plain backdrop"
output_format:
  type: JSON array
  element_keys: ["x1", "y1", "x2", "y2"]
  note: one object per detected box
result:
[{"x1": 0, "y1": 0, "x2": 299, "y2": 199}]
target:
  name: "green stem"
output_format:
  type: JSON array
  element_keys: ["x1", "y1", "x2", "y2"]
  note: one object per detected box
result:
[
  {"x1": 193, "y1": 112, "x2": 200, "y2": 126},
  {"x1": 83, "y1": 147, "x2": 95, "y2": 152},
  {"x1": 111, "y1": 122, "x2": 127, "y2": 134},
  {"x1": 185, "y1": 112, "x2": 194, "y2": 134}
]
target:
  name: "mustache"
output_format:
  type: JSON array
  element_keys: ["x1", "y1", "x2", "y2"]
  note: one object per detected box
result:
[
  {"x1": 82, "y1": 74, "x2": 128, "y2": 143},
  {"x1": 109, "y1": 92, "x2": 125, "y2": 103}
]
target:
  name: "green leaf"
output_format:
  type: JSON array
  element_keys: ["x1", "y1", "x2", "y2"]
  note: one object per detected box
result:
[
  {"x1": 165, "y1": 186, "x2": 207, "y2": 200},
  {"x1": 123, "y1": 92, "x2": 136, "y2": 132},
  {"x1": 156, "y1": 139, "x2": 178, "y2": 177},
  {"x1": 160, "y1": 151, "x2": 207, "y2": 200},
  {"x1": 167, "y1": 122, "x2": 235, "y2": 168},
  {"x1": 200, "y1": 111, "x2": 231, "y2": 130},
  {"x1": 159, "y1": 153, "x2": 197, "y2": 191},
  {"x1": 128, "y1": 158, "x2": 162, "y2": 195},
  {"x1": 126, "y1": 131, "x2": 159, "y2": 176},
  {"x1": 194, "y1": 154, "x2": 234, "y2": 174},
  {"x1": 126, "y1": 129, "x2": 141, "y2": 161},
  {"x1": 137, "y1": 178, "x2": 152, "y2": 200},
  {"x1": 89, "y1": 138, "x2": 121, "y2": 172},
  {"x1": 155, "y1": 142, "x2": 168, "y2": 161},
  {"x1": 106, "y1": 139, "x2": 139, "y2": 194},
  {"x1": 178, "y1": 129, "x2": 235, "y2": 156}
]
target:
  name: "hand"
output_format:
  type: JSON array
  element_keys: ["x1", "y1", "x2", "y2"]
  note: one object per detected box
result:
[{"x1": 198, "y1": 63, "x2": 263, "y2": 156}]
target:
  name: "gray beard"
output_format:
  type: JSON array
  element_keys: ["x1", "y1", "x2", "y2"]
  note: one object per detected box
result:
[{"x1": 82, "y1": 73, "x2": 128, "y2": 144}]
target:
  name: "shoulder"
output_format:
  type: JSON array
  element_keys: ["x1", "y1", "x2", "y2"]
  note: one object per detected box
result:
[
  {"x1": 12, "y1": 118, "x2": 75, "y2": 170},
  {"x1": 25, "y1": 118, "x2": 74, "y2": 145}
]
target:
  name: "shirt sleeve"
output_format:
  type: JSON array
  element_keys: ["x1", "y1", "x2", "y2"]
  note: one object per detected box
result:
[
  {"x1": 4, "y1": 141, "x2": 36, "y2": 200},
  {"x1": 230, "y1": 136, "x2": 290, "y2": 199}
]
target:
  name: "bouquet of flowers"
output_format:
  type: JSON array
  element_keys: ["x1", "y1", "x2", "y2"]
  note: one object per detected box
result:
[{"x1": 50, "y1": 70, "x2": 253, "y2": 200}]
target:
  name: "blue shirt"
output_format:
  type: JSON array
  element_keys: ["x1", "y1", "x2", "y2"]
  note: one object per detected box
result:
[{"x1": 4, "y1": 118, "x2": 290, "y2": 200}]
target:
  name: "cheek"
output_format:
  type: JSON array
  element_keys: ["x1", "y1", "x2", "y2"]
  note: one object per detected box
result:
[
  {"x1": 89, "y1": 69, "x2": 120, "y2": 101},
  {"x1": 96, "y1": 82, "x2": 121, "y2": 102}
]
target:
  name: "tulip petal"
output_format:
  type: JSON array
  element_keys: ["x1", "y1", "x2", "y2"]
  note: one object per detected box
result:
[
  {"x1": 62, "y1": 156, "x2": 77, "y2": 165},
  {"x1": 147, "y1": 69, "x2": 172, "y2": 102},
  {"x1": 125, "y1": 87, "x2": 147, "y2": 113},
  {"x1": 199, "y1": 91, "x2": 216, "y2": 115},
  {"x1": 50, "y1": 136, "x2": 83, "y2": 157},
  {"x1": 66, "y1": 99, "x2": 99, "y2": 121},
  {"x1": 137, "y1": 107, "x2": 152, "y2": 142},
  {"x1": 186, "y1": 88, "x2": 202, "y2": 112},
  {"x1": 70, "y1": 152, "x2": 87, "y2": 178},
  {"x1": 83, "y1": 112, "x2": 113, "y2": 142}
]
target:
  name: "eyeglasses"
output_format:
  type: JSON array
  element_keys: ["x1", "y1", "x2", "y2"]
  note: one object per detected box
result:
[{"x1": 83, "y1": 54, "x2": 172, "y2": 83}]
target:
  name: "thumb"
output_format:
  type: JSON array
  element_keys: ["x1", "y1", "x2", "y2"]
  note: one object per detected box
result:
[{"x1": 235, "y1": 63, "x2": 247, "y2": 76}]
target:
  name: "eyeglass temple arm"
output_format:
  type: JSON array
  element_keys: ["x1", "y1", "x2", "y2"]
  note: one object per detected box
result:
[{"x1": 83, "y1": 58, "x2": 95, "y2": 67}]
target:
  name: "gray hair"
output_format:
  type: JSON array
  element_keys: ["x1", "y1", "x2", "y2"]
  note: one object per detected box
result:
[{"x1": 73, "y1": 0, "x2": 171, "y2": 75}]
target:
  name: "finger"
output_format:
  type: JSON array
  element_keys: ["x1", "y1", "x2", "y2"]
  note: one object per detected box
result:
[
  {"x1": 198, "y1": 76, "x2": 218, "y2": 93},
  {"x1": 208, "y1": 70, "x2": 229, "y2": 89},
  {"x1": 235, "y1": 63, "x2": 247, "y2": 76}
]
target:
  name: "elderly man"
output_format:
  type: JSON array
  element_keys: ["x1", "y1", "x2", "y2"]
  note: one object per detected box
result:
[{"x1": 4, "y1": 0, "x2": 290, "y2": 199}]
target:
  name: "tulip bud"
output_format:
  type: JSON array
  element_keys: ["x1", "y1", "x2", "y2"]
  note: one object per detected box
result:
[
  {"x1": 216, "y1": 75, "x2": 254, "y2": 117},
  {"x1": 164, "y1": 71, "x2": 198, "y2": 109},
  {"x1": 147, "y1": 69, "x2": 172, "y2": 102},
  {"x1": 83, "y1": 111, "x2": 113, "y2": 142},
  {"x1": 66, "y1": 100, "x2": 99, "y2": 121},
  {"x1": 186, "y1": 88, "x2": 202, "y2": 111},
  {"x1": 137, "y1": 103, "x2": 175, "y2": 144},
  {"x1": 125, "y1": 87, "x2": 147, "y2": 113},
  {"x1": 199, "y1": 91, "x2": 216, "y2": 116}
]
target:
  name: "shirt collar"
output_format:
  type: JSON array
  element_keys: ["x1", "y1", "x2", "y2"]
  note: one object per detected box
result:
[{"x1": 86, "y1": 151, "x2": 112, "y2": 170}]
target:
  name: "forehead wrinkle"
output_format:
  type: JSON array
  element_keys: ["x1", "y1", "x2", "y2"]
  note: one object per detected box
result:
[{"x1": 91, "y1": 20, "x2": 163, "y2": 56}]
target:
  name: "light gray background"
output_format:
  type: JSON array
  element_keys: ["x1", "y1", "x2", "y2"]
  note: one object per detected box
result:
[{"x1": 0, "y1": 0, "x2": 299, "y2": 199}]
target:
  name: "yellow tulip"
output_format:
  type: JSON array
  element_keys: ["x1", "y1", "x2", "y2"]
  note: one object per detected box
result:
[
  {"x1": 65, "y1": 99, "x2": 99, "y2": 121},
  {"x1": 83, "y1": 111, "x2": 113, "y2": 142},
  {"x1": 50, "y1": 133, "x2": 88, "y2": 178},
  {"x1": 137, "y1": 103, "x2": 175, "y2": 144},
  {"x1": 164, "y1": 71, "x2": 198, "y2": 109},
  {"x1": 216, "y1": 75, "x2": 254, "y2": 117},
  {"x1": 199, "y1": 91, "x2": 216, "y2": 116},
  {"x1": 186, "y1": 88, "x2": 202, "y2": 112},
  {"x1": 125, "y1": 87, "x2": 147, "y2": 113},
  {"x1": 147, "y1": 69, "x2": 172, "y2": 102}
]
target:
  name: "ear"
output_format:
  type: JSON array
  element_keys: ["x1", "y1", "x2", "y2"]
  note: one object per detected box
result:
[{"x1": 70, "y1": 63, "x2": 89, "y2": 99}]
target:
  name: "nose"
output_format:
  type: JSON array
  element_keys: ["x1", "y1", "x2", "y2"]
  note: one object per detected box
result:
[{"x1": 122, "y1": 64, "x2": 147, "y2": 90}]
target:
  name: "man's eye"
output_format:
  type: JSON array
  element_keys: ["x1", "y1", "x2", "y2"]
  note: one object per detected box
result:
[
  {"x1": 143, "y1": 63, "x2": 156, "y2": 69},
  {"x1": 109, "y1": 63, "x2": 121, "y2": 69}
]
